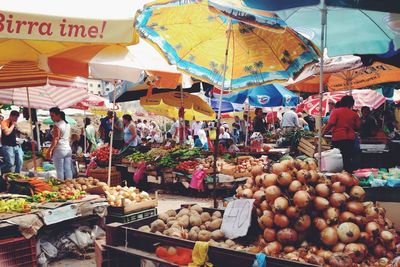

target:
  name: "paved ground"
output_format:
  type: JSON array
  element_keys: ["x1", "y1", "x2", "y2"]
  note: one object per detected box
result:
[{"x1": 48, "y1": 194, "x2": 213, "y2": 266}]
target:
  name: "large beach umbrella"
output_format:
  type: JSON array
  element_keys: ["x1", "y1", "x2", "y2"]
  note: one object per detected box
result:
[
  {"x1": 302, "y1": 89, "x2": 387, "y2": 117},
  {"x1": 70, "y1": 93, "x2": 106, "y2": 110},
  {"x1": 42, "y1": 116, "x2": 77, "y2": 125}
]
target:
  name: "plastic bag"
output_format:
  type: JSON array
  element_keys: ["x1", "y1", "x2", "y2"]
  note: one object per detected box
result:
[
  {"x1": 91, "y1": 225, "x2": 106, "y2": 240},
  {"x1": 69, "y1": 229, "x2": 92, "y2": 249},
  {"x1": 133, "y1": 162, "x2": 147, "y2": 183},
  {"x1": 85, "y1": 158, "x2": 97, "y2": 176},
  {"x1": 190, "y1": 169, "x2": 207, "y2": 190},
  {"x1": 387, "y1": 179, "x2": 400, "y2": 187},
  {"x1": 41, "y1": 241, "x2": 58, "y2": 259},
  {"x1": 370, "y1": 179, "x2": 387, "y2": 187}
]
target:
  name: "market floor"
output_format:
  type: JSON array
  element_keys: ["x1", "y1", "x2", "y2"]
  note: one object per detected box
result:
[{"x1": 49, "y1": 194, "x2": 214, "y2": 266}]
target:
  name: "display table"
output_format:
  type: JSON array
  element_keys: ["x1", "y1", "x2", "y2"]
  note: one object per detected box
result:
[{"x1": 363, "y1": 186, "x2": 400, "y2": 202}]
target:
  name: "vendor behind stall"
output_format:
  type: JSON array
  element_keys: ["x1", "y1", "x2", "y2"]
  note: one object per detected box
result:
[{"x1": 360, "y1": 106, "x2": 378, "y2": 139}]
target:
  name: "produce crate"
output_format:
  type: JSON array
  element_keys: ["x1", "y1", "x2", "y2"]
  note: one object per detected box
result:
[
  {"x1": 106, "y1": 208, "x2": 157, "y2": 224},
  {"x1": 107, "y1": 199, "x2": 158, "y2": 215},
  {"x1": 0, "y1": 236, "x2": 36, "y2": 267},
  {"x1": 298, "y1": 138, "x2": 330, "y2": 157},
  {"x1": 89, "y1": 167, "x2": 121, "y2": 186},
  {"x1": 105, "y1": 207, "x2": 318, "y2": 267}
]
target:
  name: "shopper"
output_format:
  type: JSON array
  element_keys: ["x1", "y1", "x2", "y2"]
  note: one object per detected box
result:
[
  {"x1": 122, "y1": 114, "x2": 139, "y2": 147},
  {"x1": 46, "y1": 108, "x2": 72, "y2": 180},
  {"x1": 83, "y1": 118, "x2": 97, "y2": 153},
  {"x1": 191, "y1": 120, "x2": 203, "y2": 142},
  {"x1": 253, "y1": 108, "x2": 266, "y2": 133},
  {"x1": 297, "y1": 113, "x2": 310, "y2": 131},
  {"x1": 1, "y1": 111, "x2": 23, "y2": 173},
  {"x1": 99, "y1": 111, "x2": 113, "y2": 144},
  {"x1": 360, "y1": 106, "x2": 378, "y2": 139},
  {"x1": 112, "y1": 114, "x2": 124, "y2": 149},
  {"x1": 194, "y1": 129, "x2": 208, "y2": 150},
  {"x1": 281, "y1": 108, "x2": 300, "y2": 133},
  {"x1": 322, "y1": 96, "x2": 360, "y2": 172},
  {"x1": 167, "y1": 118, "x2": 179, "y2": 140}
]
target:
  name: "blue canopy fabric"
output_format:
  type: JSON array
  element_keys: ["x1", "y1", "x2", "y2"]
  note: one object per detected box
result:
[
  {"x1": 222, "y1": 84, "x2": 299, "y2": 107},
  {"x1": 210, "y1": 98, "x2": 244, "y2": 113},
  {"x1": 209, "y1": 0, "x2": 400, "y2": 56}
]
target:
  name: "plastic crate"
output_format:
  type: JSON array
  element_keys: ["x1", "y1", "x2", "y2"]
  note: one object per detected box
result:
[
  {"x1": 106, "y1": 208, "x2": 157, "y2": 224},
  {"x1": 0, "y1": 236, "x2": 36, "y2": 267}
]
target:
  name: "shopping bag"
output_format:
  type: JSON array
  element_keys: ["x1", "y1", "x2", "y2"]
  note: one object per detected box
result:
[
  {"x1": 189, "y1": 169, "x2": 207, "y2": 190},
  {"x1": 133, "y1": 162, "x2": 147, "y2": 183}
]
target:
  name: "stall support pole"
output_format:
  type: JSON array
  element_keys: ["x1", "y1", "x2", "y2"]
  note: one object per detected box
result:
[
  {"x1": 26, "y1": 87, "x2": 37, "y2": 172},
  {"x1": 213, "y1": 20, "x2": 232, "y2": 208},
  {"x1": 83, "y1": 110, "x2": 87, "y2": 154},
  {"x1": 317, "y1": 1, "x2": 327, "y2": 172},
  {"x1": 107, "y1": 81, "x2": 118, "y2": 186},
  {"x1": 245, "y1": 104, "x2": 250, "y2": 146}
]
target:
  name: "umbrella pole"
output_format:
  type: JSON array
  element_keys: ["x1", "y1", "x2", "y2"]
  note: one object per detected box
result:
[
  {"x1": 84, "y1": 110, "x2": 87, "y2": 154},
  {"x1": 26, "y1": 87, "x2": 37, "y2": 172},
  {"x1": 107, "y1": 81, "x2": 118, "y2": 186},
  {"x1": 245, "y1": 104, "x2": 250, "y2": 146},
  {"x1": 271, "y1": 107, "x2": 275, "y2": 132},
  {"x1": 35, "y1": 121, "x2": 41, "y2": 152},
  {"x1": 213, "y1": 19, "x2": 233, "y2": 208},
  {"x1": 318, "y1": 1, "x2": 327, "y2": 172}
]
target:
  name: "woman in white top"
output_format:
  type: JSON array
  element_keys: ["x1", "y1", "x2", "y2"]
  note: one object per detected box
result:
[{"x1": 46, "y1": 107, "x2": 72, "y2": 180}]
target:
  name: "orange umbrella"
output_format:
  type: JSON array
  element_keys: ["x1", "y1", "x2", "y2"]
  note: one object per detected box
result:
[{"x1": 288, "y1": 62, "x2": 400, "y2": 93}]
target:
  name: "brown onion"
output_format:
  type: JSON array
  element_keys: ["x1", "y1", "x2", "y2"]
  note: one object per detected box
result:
[
  {"x1": 359, "y1": 232, "x2": 373, "y2": 246},
  {"x1": 274, "y1": 214, "x2": 290, "y2": 228},
  {"x1": 335, "y1": 172, "x2": 355, "y2": 187},
  {"x1": 332, "y1": 243, "x2": 346, "y2": 252},
  {"x1": 242, "y1": 188, "x2": 253, "y2": 198},
  {"x1": 264, "y1": 241, "x2": 282, "y2": 255},
  {"x1": 277, "y1": 172, "x2": 293, "y2": 186},
  {"x1": 353, "y1": 215, "x2": 367, "y2": 228},
  {"x1": 293, "y1": 190, "x2": 311, "y2": 208},
  {"x1": 308, "y1": 170, "x2": 319, "y2": 183},
  {"x1": 320, "y1": 227, "x2": 338, "y2": 246},
  {"x1": 273, "y1": 196, "x2": 289, "y2": 212},
  {"x1": 276, "y1": 228, "x2": 298, "y2": 245},
  {"x1": 263, "y1": 228, "x2": 276, "y2": 242},
  {"x1": 264, "y1": 185, "x2": 281, "y2": 203},
  {"x1": 255, "y1": 175, "x2": 263, "y2": 185},
  {"x1": 339, "y1": 211, "x2": 356, "y2": 223},
  {"x1": 314, "y1": 196, "x2": 330, "y2": 210},
  {"x1": 365, "y1": 205, "x2": 379, "y2": 221},
  {"x1": 349, "y1": 186, "x2": 365, "y2": 201},
  {"x1": 286, "y1": 206, "x2": 300, "y2": 219},
  {"x1": 328, "y1": 253, "x2": 353, "y2": 267},
  {"x1": 271, "y1": 163, "x2": 286, "y2": 175},
  {"x1": 344, "y1": 243, "x2": 365, "y2": 263},
  {"x1": 253, "y1": 190, "x2": 265, "y2": 203},
  {"x1": 330, "y1": 193, "x2": 346, "y2": 208},
  {"x1": 337, "y1": 222, "x2": 360, "y2": 244},
  {"x1": 259, "y1": 200, "x2": 269, "y2": 211},
  {"x1": 294, "y1": 214, "x2": 311, "y2": 232},
  {"x1": 315, "y1": 183, "x2": 330, "y2": 197},
  {"x1": 306, "y1": 160, "x2": 318, "y2": 171},
  {"x1": 283, "y1": 246, "x2": 296, "y2": 253},
  {"x1": 324, "y1": 207, "x2": 340, "y2": 224},
  {"x1": 317, "y1": 250, "x2": 333, "y2": 261},
  {"x1": 305, "y1": 254, "x2": 325, "y2": 265},
  {"x1": 288, "y1": 180, "x2": 302, "y2": 193},
  {"x1": 373, "y1": 244, "x2": 387, "y2": 257},
  {"x1": 346, "y1": 201, "x2": 364, "y2": 215},
  {"x1": 314, "y1": 217, "x2": 328, "y2": 231},
  {"x1": 296, "y1": 170, "x2": 310, "y2": 184},
  {"x1": 332, "y1": 182, "x2": 346, "y2": 193},
  {"x1": 380, "y1": 230, "x2": 394, "y2": 242},
  {"x1": 262, "y1": 174, "x2": 278, "y2": 187},
  {"x1": 251, "y1": 165, "x2": 264, "y2": 177},
  {"x1": 365, "y1": 221, "x2": 380, "y2": 237},
  {"x1": 259, "y1": 211, "x2": 274, "y2": 228}
]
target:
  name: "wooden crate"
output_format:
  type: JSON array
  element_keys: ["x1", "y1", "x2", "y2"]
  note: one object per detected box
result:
[
  {"x1": 88, "y1": 167, "x2": 121, "y2": 186},
  {"x1": 298, "y1": 138, "x2": 330, "y2": 157}
]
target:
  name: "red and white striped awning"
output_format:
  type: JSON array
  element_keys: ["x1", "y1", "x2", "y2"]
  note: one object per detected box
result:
[{"x1": 0, "y1": 61, "x2": 89, "y2": 109}]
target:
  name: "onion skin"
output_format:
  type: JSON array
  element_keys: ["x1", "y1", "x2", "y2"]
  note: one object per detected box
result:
[
  {"x1": 288, "y1": 180, "x2": 302, "y2": 193},
  {"x1": 259, "y1": 200, "x2": 269, "y2": 211},
  {"x1": 314, "y1": 217, "x2": 328, "y2": 231},
  {"x1": 277, "y1": 228, "x2": 298, "y2": 245},
  {"x1": 264, "y1": 241, "x2": 282, "y2": 256},
  {"x1": 315, "y1": 183, "x2": 330, "y2": 197},
  {"x1": 271, "y1": 163, "x2": 286, "y2": 175},
  {"x1": 320, "y1": 227, "x2": 339, "y2": 246},
  {"x1": 349, "y1": 186, "x2": 365, "y2": 201},
  {"x1": 380, "y1": 230, "x2": 394, "y2": 243},
  {"x1": 286, "y1": 206, "x2": 300, "y2": 219},
  {"x1": 332, "y1": 243, "x2": 346, "y2": 253},
  {"x1": 339, "y1": 211, "x2": 356, "y2": 223},
  {"x1": 335, "y1": 172, "x2": 355, "y2": 187},
  {"x1": 277, "y1": 172, "x2": 293, "y2": 186},
  {"x1": 324, "y1": 207, "x2": 340, "y2": 225},
  {"x1": 253, "y1": 190, "x2": 265, "y2": 205},
  {"x1": 263, "y1": 228, "x2": 276, "y2": 242},
  {"x1": 337, "y1": 222, "x2": 361, "y2": 244},
  {"x1": 308, "y1": 170, "x2": 319, "y2": 184},
  {"x1": 344, "y1": 243, "x2": 366, "y2": 263},
  {"x1": 259, "y1": 211, "x2": 274, "y2": 228},
  {"x1": 296, "y1": 170, "x2": 311, "y2": 184},
  {"x1": 359, "y1": 232, "x2": 373, "y2": 247},
  {"x1": 293, "y1": 190, "x2": 311, "y2": 208},
  {"x1": 354, "y1": 215, "x2": 367, "y2": 229},
  {"x1": 283, "y1": 246, "x2": 296, "y2": 253},
  {"x1": 346, "y1": 201, "x2": 364, "y2": 215},
  {"x1": 242, "y1": 188, "x2": 253, "y2": 198},
  {"x1": 330, "y1": 193, "x2": 347, "y2": 208},
  {"x1": 332, "y1": 182, "x2": 346, "y2": 193},
  {"x1": 264, "y1": 185, "x2": 281, "y2": 203},
  {"x1": 328, "y1": 253, "x2": 353, "y2": 267},
  {"x1": 365, "y1": 221, "x2": 381, "y2": 237},
  {"x1": 294, "y1": 214, "x2": 311, "y2": 232},
  {"x1": 263, "y1": 174, "x2": 278, "y2": 187},
  {"x1": 274, "y1": 214, "x2": 290, "y2": 228},
  {"x1": 273, "y1": 197, "x2": 289, "y2": 212},
  {"x1": 314, "y1": 196, "x2": 330, "y2": 210},
  {"x1": 364, "y1": 206, "x2": 379, "y2": 221}
]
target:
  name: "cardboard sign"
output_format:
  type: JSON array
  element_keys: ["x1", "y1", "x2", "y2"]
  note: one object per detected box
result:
[{"x1": 221, "y1": 199, "x2": 254, "y2": 239}]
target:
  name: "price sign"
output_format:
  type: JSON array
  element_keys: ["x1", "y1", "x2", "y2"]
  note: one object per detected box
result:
[{"x1": 221, "y1": 199, "x2": 255, "y2": 239}]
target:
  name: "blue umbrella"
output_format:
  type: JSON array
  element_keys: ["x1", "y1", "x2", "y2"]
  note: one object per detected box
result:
[
  {"x1": 222, "y1": 84, "x2": 300, "y2": 107},
  {"x1": 209, "y1": 98, "x2": 244, "y2": 113}
]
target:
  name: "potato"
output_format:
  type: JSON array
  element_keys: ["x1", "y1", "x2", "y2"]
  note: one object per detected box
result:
[
  {"x1": 198, "y1": 230, "x2": 212, "y2": 241},
  {"x1": 167, "y1": 220, "x2": 177, "y2": 227},
  {"x1": 190, "y1": 213, "x2": 202, "y2": 227},
  {"x1": 165, "y1": 209, "x2": 177, "y2": 217},
  {"x1": 166, "y1": 217, "x2": 176, "y2": 223},
  {"x1": 190, "y1": 226, "x2": 200, "y2": 233},
  {"x1": 225, "y1": 239, "x2": 236, "y2": 247},
  {"x1": 200, "y1": 225, "x2": 206, "y2": 230},
  {"x1": 176, "y1": 208, "x2": 190, "y2": 218},
  {"x1": 219, "y1": 243, "x2": 229, "y2": 249},
  {"x1": 188, "y1": 230, "x2": 198, "y2": 241},
  {"x1": 158, "y1": 213, "x2": 170, "y2": 223},
  {"x1": 150, "y1": 219, "x2": 166, "y2": 233},
  {"x1": 207, "y1": 218, "x2": 222, "y2": 231},
  {"x1": 170, "y1": 222, "x2": 182, "y2": 230},
  {"x1": 177, "y1": 215, "x2": 190, "y2": 228},
  {"x1": 138, "y1": 225, "x2": 151, "y2": 232},
  {"x1": 200, "y1": 212, "x2": 211, "y2": 223},
  {"x1": 190, "y1": 204, "x2": 203, "y2": 214},
  {"x1": 212, "y1": 211, "x2": 222, "y2": 220},
  {"x1": 209, "y1": 239, "x2": 218, "y2": 246},
  {"x1": 93, "y1": 179, "x2": 100, "y2": 184},
  {"x1": 211, "y1": 230, "x2": 225, "y2": 241}
]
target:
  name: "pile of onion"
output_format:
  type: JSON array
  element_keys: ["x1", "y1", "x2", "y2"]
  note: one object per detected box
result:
[{"x1": 235, "y1": 159, "x2": 399, "y2": 266}]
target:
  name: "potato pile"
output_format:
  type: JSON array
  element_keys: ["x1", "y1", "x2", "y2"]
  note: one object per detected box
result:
[
  {"x1": 105, "y1": 186, "x2": 151, "y2": 207},
  {"x1": 237, "y1": 158, "x2": 400, "y2": 266},
  {"x1": 59, "y1": 177, "x2": 108, "y2": 194}
]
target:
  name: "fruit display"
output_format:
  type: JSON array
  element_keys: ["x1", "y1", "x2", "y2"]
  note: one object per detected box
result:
[
  {"x1": 235, "y1": 156, "x2": 265, "y2": 178},
  {"x1": 125, "y1": 151, "x2": 154, "y2": 163},
  {"x1": 105, "y1": 186, "x2": 152, "y2": 207},
  {"x1": 58, "y1": 177, "x2": 109, "y2": 194},
  {"x1": 236, "y1": 158, "x2": 400, "y2": 266},
  {"x1": 28, "y1": 191, "x2": 85, "y2": 203},
  {"x1": 3, "y1": 173, "x2": 29, "y2": 180},
  {"x1": 169, "y1": 147, "x2": 202, "y2": 161},
  {"x1": 157, "y1": 155, "x2": 177, "y2": 169},
  {"x1": 175, "y1": 161, "x2": 198, "y2": 173},
  {"x1": 91, "y1": 145, "x2": 119, "y2": 162},
  {"x1": 147, "y1": 148, "x2": 170, "y2": 159},
  {"x1": 0, "y1": 198, "x2": 31, "y2": 213}
]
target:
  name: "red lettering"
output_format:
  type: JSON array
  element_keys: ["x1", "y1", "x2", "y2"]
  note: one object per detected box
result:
[
  {"x1": 67, "y1": 24, "x2": 87, "y2": 37},
  {"x1": 15, "y1": 20, "x2": 27, "y2": 33},
  {"x1": 87, "y1": 26, "x2": 98, "y2": 38},
  {"x1": 38, "y1": 22, "x2": 52, "y2": 36},
  {"x1": 59, "y1": 19, "x2": 67, "y2": 36},
  {"x1": 27, "y1": 21, "x2": 39, "y2": 34},
  {"x1": 6, "y1": 15, "x2": 14, "y2": 33},
  {"x1": 0, "y1": 13, "x2": 4, "y2": 32}
]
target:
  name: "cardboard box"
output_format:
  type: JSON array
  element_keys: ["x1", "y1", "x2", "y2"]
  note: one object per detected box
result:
[{"x1": 377, "y1": 202, "x2": 400, "y2": 230}]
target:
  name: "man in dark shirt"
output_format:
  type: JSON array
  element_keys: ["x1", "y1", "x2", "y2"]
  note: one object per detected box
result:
[
  {"x1": 1, "y1": 110, "x2": 23, "y2": 173},
  {"x1": 360, "y1": 106, "x2": 378, "y2": 138},
  {"x1": 99, "y1": 111, "x2": 113, "y2": 144},
  {"x1": 253, "y1": 108, "x2": 266, "y2": 133}
]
